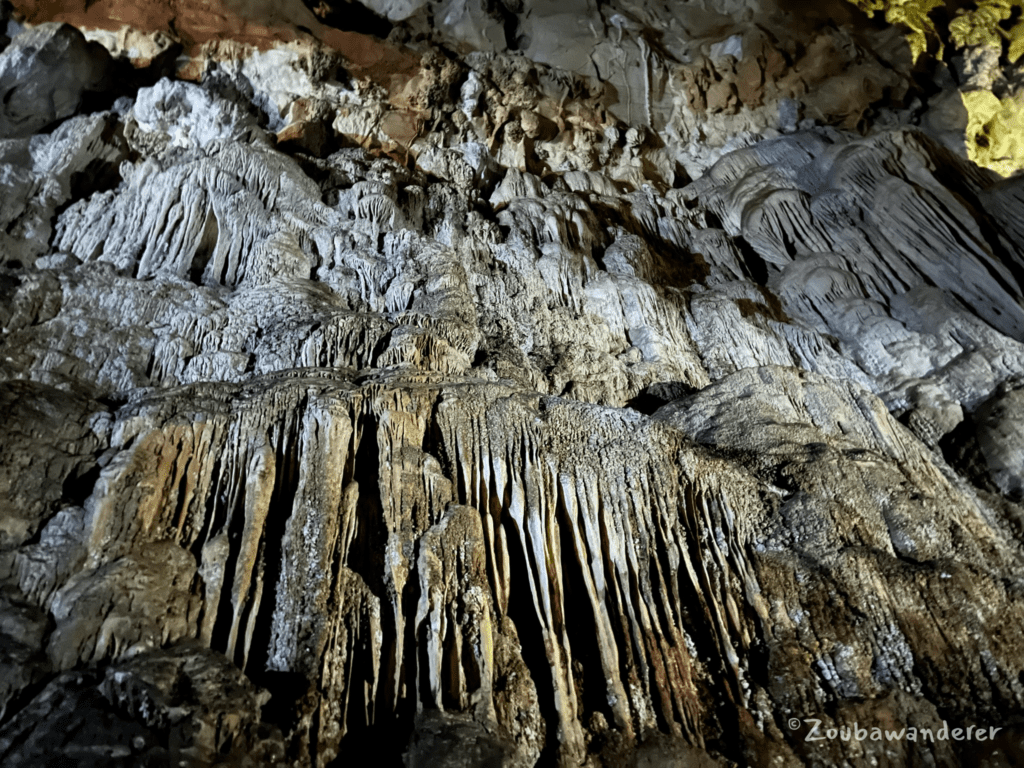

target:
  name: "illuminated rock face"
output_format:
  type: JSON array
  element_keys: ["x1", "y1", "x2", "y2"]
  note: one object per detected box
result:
[
  {"x1": 845, "y1": 0, "x2": 1024, "y2": 176},
  {"x1": 1, "y1": 6, "x2": 1024, "y2": 768}
]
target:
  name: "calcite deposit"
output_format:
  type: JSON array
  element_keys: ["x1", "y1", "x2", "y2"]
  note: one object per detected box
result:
[{"x1": 2, "y1": 0, "x2": 1024, "y2": 766}]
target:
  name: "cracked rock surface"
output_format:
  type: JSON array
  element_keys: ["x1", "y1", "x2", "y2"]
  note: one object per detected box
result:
[{"x1": 1, "y1": 4, "x2": 1024, "y2": 767}]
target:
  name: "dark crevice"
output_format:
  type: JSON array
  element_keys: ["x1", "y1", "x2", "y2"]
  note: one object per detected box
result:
[
  {"x1": 331, "y1": 405, "x2": 406, "y2": 761},
  {"x1": 330, "y1": 722, "x2": 406, "y2": 768},
  {"x1": 735, "y1": 234, "x2": 770, "y2": 285},
  {"x1": 0, "y1": 666, "x2": 54, "y2": 731},
  {"x1": 344, "y1": 408, "x2": 388, "y2": 597},
  {"x1": 554, "y1": 486, "x2": 614, "y2": 734},
  {"x1": 67, "y1": 156, "x2": 124, "y2": 204},
  {"x1": 495, "y1": 0, "x2": 523, "y2": 51},
  {"x1": 939, "y1": 413, "x2": 1000, "y2": 495},
  {"x1": 205, "y1": 462, "x2": 246, "y2": 657},
  {"x1": 235, "y1": 413, "x2": 307, "y2": 743},
  {"x1": 501, "y1": 514, "x2": 559, "y2": 766},
  {"x1": 675, "y1": 494, "x2": 742, "y2": 740},
  {"x1": 299, "y1": 0, "x2": 393, "y2": 39},
  {"x1": 60, "y1": 460, "x2": 102, "y2": 508},
  {"x1": 190, "y1": 207, "x2": 219, "y2": 284}
]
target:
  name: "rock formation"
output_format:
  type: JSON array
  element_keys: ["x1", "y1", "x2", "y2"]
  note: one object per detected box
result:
[{"x1": 1, "y1": 0, "x2": 1024, "y2": 765}]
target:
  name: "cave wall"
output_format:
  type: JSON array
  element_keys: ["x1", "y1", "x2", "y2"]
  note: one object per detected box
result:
[{"x1": 2, "y1": 1, "x2": 1024, "y2": 766}]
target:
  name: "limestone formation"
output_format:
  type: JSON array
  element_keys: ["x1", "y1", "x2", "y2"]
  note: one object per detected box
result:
[{"x1": 1, "y1": 3, "x2": 1024, "y2": 767}]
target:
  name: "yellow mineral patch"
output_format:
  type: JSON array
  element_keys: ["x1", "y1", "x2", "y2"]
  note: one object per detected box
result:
[
  {"x1": 846, "y1": 1, "x2": 1024, "y2": 174},
  {"x1": 846, "y1": 0, "x2": 945, "y2": 62},
  {"x1": 962, "y1": 89, "x2": 1024, "y2": 176},
  {"x1": 1010, "y1": 21, "x2": 1024, "y2": 62},
  {"x1": 948, "y1": 1, "x2": 1024, "y2": 57},
  {"x1": 845, "y1": 0, "x2": 1024, "y2": 62}
]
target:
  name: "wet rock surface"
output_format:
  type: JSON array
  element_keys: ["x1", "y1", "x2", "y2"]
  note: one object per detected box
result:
[{"x1": 1, "y1": 3, "x2": 1024, "y2": 767}]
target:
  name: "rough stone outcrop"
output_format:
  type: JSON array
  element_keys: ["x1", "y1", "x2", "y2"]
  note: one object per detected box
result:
[
  {"x1": 0, "y1": 22, "x2": 113, "y2": 139},
  {"x1": 2, "y1": 4, "x2": 1024, "y2": 768}
]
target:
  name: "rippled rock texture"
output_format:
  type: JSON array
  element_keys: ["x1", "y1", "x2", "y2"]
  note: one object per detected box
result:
[{"x1": 2, "y1": 4, "x2": 1024, "y2": 767}]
